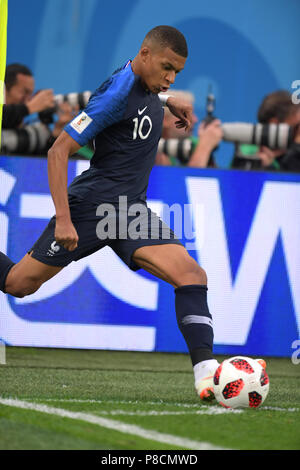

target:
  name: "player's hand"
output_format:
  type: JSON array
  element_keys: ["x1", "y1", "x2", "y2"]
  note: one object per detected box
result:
[
  {"x1": 55, "y1": 217, "x2": 79, "y2": 251},
  {"x1": 166, "y1": 96, "x2": 193, "y2": 132},
  {"x1": 26, "y1": 89, "x2": 55, "y2": 114}
]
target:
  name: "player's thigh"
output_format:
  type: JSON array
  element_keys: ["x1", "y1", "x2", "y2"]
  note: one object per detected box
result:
[
  {"x1": 5, "y1": 253, "x2": 63, "y2": 297},
  {"x1": 132, "y1": 244, "x2": 207, "y2": 287}
]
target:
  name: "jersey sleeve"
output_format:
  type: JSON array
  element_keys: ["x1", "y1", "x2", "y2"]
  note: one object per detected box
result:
[{"x1": 64, "y1": 69, "x2": 135, "y2": 147}]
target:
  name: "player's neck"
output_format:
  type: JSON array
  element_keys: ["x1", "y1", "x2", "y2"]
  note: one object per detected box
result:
[
  {"x1": 131, "y1": 57, "x2": 149, "y2": 92},
  {"x1": 130, "y1": 57, "x2": 140, "y2": 76}
]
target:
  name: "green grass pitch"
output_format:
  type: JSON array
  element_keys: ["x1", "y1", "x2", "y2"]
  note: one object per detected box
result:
[{"x1": 0, "y1": 347, "x2": 299, "y2": 450}]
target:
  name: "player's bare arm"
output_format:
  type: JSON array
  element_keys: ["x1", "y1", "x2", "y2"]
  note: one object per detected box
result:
[
  {"x1": 166, "y1": 95, "x2": 193, "y2": 132},
  {"x1": 47, "y1": 131, "x2": 81, "y2": 251}
]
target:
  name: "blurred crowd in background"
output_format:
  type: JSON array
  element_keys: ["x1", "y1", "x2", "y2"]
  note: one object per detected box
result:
[{"x1": 1, "y1": 62, "x2": 300, "y2": 172}]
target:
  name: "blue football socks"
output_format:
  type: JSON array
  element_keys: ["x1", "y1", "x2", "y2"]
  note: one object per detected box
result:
[{"x1": 175, "y1": 284, "x2": 214, "y2": 366}]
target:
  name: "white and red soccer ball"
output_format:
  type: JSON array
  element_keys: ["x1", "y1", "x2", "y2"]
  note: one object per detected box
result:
[{"x1": 213, "y1": 356, "x2": 269, "y2": 409}]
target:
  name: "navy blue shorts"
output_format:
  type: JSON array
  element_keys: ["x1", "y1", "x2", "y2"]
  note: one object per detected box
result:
[{"x1": 29, "y1": 195, "x2": 183, "y2": 271}]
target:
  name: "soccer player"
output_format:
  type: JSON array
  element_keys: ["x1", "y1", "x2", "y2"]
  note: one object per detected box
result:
[{"x1": 0, "y1": 25, "x2": 219, "y2": 401}]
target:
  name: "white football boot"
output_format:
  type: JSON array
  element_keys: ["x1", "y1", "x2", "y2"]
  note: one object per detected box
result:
[{"x1": 194, "y1": 359, "x2": 219, "y2": 402}]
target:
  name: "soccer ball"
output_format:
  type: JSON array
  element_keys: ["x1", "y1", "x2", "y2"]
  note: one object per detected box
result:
[{"x1": 213, "y1": 356, "x2": 269, "y2": 409}]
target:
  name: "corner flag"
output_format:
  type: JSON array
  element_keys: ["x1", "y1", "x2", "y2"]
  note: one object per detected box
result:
[{"x1": 0, "y1": 0, "x2": 8, "y2": 148}]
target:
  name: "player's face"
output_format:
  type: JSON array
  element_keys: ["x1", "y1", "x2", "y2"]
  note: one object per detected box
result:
[
  {"x1": 140, "y1": 46, "x2": 186, "y2": 94},
  {"x1": 5, "y1": 73, "x2": 35, "y2": 105}
]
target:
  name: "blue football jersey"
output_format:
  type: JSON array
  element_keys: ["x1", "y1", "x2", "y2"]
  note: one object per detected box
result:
[{"x1": 64, "y1": 61, "x2": 164, "y2": 204}]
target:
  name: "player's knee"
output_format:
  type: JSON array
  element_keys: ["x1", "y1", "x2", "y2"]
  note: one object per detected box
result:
[
  {"x1": 5, "y1": 277, "x2": 42, "y2": 298},
  {"x1": 175, "y1": 256, "x2": 207, "y2": 287}
]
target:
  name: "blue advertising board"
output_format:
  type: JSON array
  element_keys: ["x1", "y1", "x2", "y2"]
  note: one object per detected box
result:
[{"x1": 0, "y1": 155, "x2": 299, "y2": 357}]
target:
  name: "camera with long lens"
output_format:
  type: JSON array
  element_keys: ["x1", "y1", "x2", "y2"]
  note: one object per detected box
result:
[
  {"x1": 0, "y1": 90, "x2": 93, "y2": 155},
  {"x1": 157, "y1": 137, "x2": 195, "y2": 164},
  {"x1": 1, "y1": 122, "x2": 52, "y2": 155},
  {"x1": 39, "y1": 91, "x2": 92, "y2": 124},
  {"x1": 157, "y1": 123, "x2": 295, "y2": 165},
  {"x1": 222, "y1": 122, "x2": 294, "y2": 149},
  {"x1": 225, "y1": 122, "x2": 295, "y2": 170}
]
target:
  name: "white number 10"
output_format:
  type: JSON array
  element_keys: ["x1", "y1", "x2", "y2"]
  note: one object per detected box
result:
[{"x1": 132, "y1": 115, "x2": 152, "y2": 140}]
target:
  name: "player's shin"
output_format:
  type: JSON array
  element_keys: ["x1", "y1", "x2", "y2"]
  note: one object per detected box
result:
[
  {"x1": 0, "y1": 252, "x2": 15, "y2": 293},
  {"x1": 175, "y1": 284, "x2": 219, "y2": 400}
]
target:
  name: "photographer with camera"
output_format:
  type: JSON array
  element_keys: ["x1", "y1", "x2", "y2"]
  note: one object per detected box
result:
[
  {"x1": 2, "y1": 63, "x2": 75, "y2": 154},
  {"x1": 257, "y1": 90, "x2": 300, "y2": 172},
  {"x1": 156, "y1": 89, "x2": 223, "y2": 168},
  {"x1": 231, "y1": 90, "x2": 300, "y2": 171}
]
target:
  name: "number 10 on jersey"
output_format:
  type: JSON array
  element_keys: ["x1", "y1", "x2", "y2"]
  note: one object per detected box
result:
[{"x1": 132, "y1": 115, "x2": 152, "y2": 140}]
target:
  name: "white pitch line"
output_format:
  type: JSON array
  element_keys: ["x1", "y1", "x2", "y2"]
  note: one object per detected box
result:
[
  {"x1": 16, "y1": 397, "x2": 243, "y2": 415},
  {"x1": 260, "y1": 406, "x2": 300, "y2": 413},
  {"x1": 25, "y1": 398, "x2": 205, "y2": 408},
  {"x1": 21, "y1": 398, "x2": 299, "y2": 413},
  {"x1": 0, "y1": 397, "x2": 229, "y2": 450},
  {"x1": 92, "y1": 408, "x2": 242, "y2": 416}
]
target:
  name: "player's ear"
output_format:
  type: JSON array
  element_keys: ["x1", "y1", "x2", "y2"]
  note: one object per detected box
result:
[{"x1": 140, "y1": 46, "x2": 151, "y2": 64}]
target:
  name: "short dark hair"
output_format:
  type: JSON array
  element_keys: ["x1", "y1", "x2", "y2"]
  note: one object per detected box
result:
[
  {"x1": 5, "y1": 63, "x2": 33, "y2": 90},
  {"x1": 143, "y1": 25, "x2": 188, "y2": 58},
  {"x1": 257, "y1": 90, "x2": 299, "y2": 123}
]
